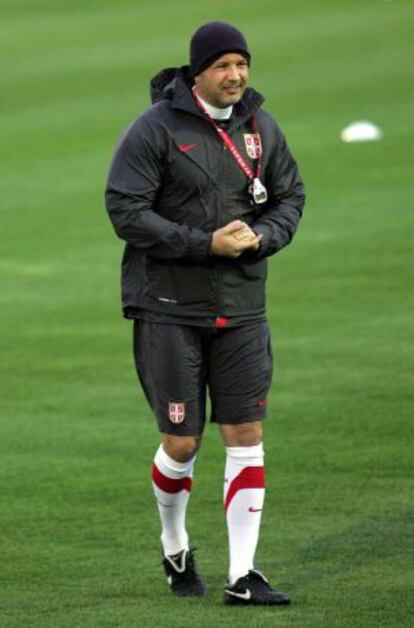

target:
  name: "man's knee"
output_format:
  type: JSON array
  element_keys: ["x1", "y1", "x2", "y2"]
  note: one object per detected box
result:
[
  {"x1": 161, "y1": 433, "x2": 201, "y2": 462},
  {"x1": 219, "y1": 421, "x2": 263, "y2": 447}
]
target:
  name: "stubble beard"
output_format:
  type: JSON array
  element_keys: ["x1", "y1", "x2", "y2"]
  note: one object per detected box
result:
[{"x1": 217, "y1": 83, "x2": 246, "y2": 108}]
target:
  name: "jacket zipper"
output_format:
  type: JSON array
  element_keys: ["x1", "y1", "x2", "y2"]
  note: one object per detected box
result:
[{"x1": 214, "y1": 141, "x2": 228, "y2": 324}]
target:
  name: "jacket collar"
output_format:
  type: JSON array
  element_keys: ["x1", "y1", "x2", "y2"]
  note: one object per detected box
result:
[{"x1": 149, "y1": 66, "x2": 265, "y2": 129}]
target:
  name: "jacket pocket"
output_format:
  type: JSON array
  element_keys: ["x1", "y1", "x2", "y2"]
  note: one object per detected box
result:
[
  {"x1": 146, "y1": 258, "x2": 215, "y2": 306},
  {"x1": 221, "y1": 258, "x2": 268, "y2": 313}
]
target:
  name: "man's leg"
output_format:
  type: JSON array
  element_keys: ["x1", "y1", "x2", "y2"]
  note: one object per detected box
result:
[
  {"x1": 152, "y1": 434, "x2": 200, "y2": 557},
  {"x1": 209, "y1": 322, "x2": 290, "y2": 605},
  {"x1": 133, "y1": 321, "x2": 208, "y2": 596},
  {"x1": 151, "y1": 434, "x2": 206, "y2": 595},
  {"x1": 220, "y1": 422, "x2": 265, "y2": 584}
]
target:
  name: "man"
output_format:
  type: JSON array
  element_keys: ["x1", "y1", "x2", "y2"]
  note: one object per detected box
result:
[{"x1": 105, "y1": 21, "x2": 305, "y2": 606}]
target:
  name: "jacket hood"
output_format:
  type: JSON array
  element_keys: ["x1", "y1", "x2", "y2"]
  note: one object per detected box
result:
[
  {"x1": 150, "y1": 66, "x2": 192, "y2": 104},
  {"x1": 149, "y1": 65, "x2": 265, "y2": 119}
]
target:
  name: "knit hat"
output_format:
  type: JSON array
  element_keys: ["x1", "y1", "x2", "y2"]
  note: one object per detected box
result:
[{"x1": 189, "y1": 21, "x2": 250, "y2": 77}]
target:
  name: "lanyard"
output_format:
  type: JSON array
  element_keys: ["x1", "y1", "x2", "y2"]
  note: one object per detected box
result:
[{"x1": 193, "y1": 90, "x2": 262, "y2": 182}]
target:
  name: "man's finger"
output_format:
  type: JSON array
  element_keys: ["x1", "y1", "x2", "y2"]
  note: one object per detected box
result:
[
  {"x1": 221, "y1": 220, "x2": 247, "y2": 234},
  {"x1": 233, "y1": 225, "x2": 256, "y2": 241},
  {"x1": 236, "y1": 232, "x2": 263, "y2": 251}
]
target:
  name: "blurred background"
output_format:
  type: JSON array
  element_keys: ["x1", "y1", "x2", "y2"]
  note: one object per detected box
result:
[{"x1": 1, "y1": 1, "x2": 412, "y2": 626}]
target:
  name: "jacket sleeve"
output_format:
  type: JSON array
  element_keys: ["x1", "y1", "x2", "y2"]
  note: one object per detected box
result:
[
  {"x1": 250, "y1": 123, "x2": 305, "y2": 259},
  {"x1": 105, "y1": 116, "x2": 212, "y2": 261}
]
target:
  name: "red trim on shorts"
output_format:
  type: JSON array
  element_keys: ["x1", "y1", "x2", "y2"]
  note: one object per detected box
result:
[
  {"x1": 152, "y1": 464, "x2": 192, "y2": 493},
  {"x1": 224, "y1": 466, "x2": 265, "y2": 512}
]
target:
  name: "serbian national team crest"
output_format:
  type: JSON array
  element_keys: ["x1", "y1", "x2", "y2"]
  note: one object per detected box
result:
[
  {"x1": 244, "y1": 133, "x2": 262, "y2": 159},
  {"x1": 168, "y1": 402, "x2": 186, "y2": 424}
]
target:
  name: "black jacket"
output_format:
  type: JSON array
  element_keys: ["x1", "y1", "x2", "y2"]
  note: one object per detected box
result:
[{"x1": 105, "y1": 66, "x2": 305, "y2": 325}]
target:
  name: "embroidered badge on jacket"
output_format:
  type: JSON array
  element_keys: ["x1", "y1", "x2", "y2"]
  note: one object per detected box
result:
[
  {"x1": 168, "y1": 402, "x2": 186, "y2": 424},
  {"x1": 244, "y1": 133, "x2": 262, "y2": 159}
]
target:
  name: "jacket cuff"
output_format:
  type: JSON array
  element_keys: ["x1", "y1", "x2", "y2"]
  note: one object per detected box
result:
[
  {"x1": 252, "y1": 225, "x2": 272, "y2": 259},
  {"x1": 189, "y1": 231, "x2": 213, "y2": 261}
]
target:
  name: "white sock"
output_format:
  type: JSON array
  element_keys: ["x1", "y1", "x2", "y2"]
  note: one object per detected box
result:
[
  {"x1": 152, "y1": 444, "x2": 195, "y2": 556},
  {"x1": 224, "y1": 443, "x2": 265, "y2": 585}
]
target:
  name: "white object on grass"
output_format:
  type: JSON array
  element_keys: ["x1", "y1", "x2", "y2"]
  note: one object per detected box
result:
[{"x1": 340, "y1": 121, "x2": 383, "y2": 143}]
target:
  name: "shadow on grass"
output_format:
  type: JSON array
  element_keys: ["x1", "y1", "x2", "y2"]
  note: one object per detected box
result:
[{"x1": 285, "y1": 510, "x2": 413, "y2": 591}]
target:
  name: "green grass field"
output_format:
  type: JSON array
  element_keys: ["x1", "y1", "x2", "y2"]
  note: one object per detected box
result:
[{"x1": 1, "y1": 0, "x2": 413, "y2": 626}]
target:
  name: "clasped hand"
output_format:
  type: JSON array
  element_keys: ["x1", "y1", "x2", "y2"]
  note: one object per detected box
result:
[{"x1": 211, "y1": 220, "x2": 262, "y2": 258}]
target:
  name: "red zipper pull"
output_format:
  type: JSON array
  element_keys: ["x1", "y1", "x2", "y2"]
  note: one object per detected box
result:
[{"x1": 214, "y1": 316, "x2": 229, "y2": 328}]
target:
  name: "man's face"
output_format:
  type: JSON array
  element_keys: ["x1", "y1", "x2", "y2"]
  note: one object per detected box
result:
[{"x1": 194, "y1": 52, "x2": 249, "y2": 108}]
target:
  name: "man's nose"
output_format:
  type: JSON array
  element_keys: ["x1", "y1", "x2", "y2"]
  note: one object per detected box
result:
[{"x1": 227, "y1": 65, "x2": 241, "y2": 82}]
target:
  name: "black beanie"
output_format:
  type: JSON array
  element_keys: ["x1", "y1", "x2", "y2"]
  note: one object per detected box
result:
[{"x1": 190, "y1": 21, "x2": 250, "y2": 78}]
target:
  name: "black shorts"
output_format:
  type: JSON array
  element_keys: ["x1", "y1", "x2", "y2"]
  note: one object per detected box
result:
[{"x1": 133, "y1": 320, "x2": 273, "y2": 436}]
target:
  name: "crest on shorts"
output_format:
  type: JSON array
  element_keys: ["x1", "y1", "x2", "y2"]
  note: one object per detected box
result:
[
  {"x1": 244, "y1": 133, "x2": 262, "y2": 159},
  {"x1": 168, "y1": 402, "x2": 186, "y2": 424}
]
